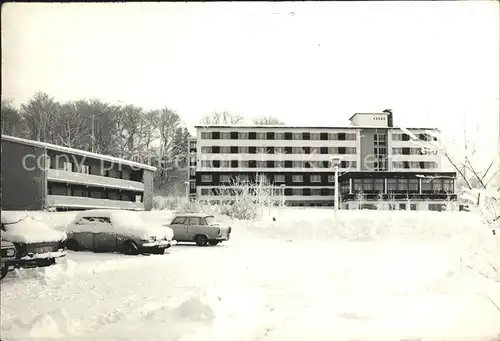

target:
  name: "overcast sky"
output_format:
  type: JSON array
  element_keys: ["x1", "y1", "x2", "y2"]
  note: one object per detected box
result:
[{"x1": 2, "y1": 2, "x2": 499, "y2": 164}]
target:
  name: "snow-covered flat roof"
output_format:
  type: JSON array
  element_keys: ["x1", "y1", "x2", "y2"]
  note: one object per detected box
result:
[
  {"x1": 194, "y1": 124, "x2": 438, "y2": 130},
  {"x1": 1, "y1": 135, "x2": 157, "y2": 171}
]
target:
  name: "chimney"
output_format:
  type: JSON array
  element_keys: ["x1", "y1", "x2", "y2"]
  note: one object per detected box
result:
[{"x1": 383, "y1": 109, "x2": 393, "y2": 127}]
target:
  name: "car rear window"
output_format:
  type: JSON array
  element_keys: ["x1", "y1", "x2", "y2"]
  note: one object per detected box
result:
[
  {"x1": 205, "y1": 216, "x2": 216, "y2": 225},
  {"x1": 172, "y1": 216, "x2": 186, "y2": 224}
]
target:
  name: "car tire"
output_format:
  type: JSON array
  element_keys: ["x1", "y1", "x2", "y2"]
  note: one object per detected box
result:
[
  {"x1": 195, "y1": 235, "x2": 209, "y2": 247},
  {"x1": 121, "y1": 241, "x2": 139, "y2": 255},
  {"x1": 66, "y1": 239, "x2": 81, "y2": 251},
  {"x1": 0, "y1": 265, "x2": 8, "y2": 280},
  {"x1": 209, "y1": 241, "x2": 219, "y2": 246}
]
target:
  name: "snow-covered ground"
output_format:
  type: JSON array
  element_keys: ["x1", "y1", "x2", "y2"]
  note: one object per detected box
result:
[{"x1": 1, "y1": 209, "x2": 500, "y2": 341}]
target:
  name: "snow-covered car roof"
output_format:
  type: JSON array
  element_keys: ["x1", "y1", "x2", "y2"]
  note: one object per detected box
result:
[
  {"x1": 73, "y1": 209, "x2": 140, "y2": 219},
  {"x1": 1, "y1": 215, "x2": 67, "y2": 243},
  {"x1": 173, "y1": 213, "x2": 215, "y2": 218}
]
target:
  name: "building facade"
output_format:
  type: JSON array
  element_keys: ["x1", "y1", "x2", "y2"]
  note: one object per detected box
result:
[
  {"x1": 188, "y1": 111, "x2": 457, "y2": 210},
  {"x1": 1, "y1": 135, "x2": 156, "y2": 211}
]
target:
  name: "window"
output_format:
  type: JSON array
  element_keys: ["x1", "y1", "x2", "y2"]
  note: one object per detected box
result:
[
  {"x1": 397, "y1": 179, "x2": 408, "y2": 191},
  {"x1": 328, "y1": 175, "x2": 335, "y2": 182},
  {"x1": 374, "y1": 179, "x2": 384, "y2": 192},
  {"x1": 275, "y1": 132, "x2": 284, "y2": 140},
  {"x1": 220, "y1": 132, "x2": 230, "y2": 139},
  {"x1": 399, "y1": 203, "x2": 406, "y2": 210},
  {"x1": 293, "y1": 147, "x2": 303, "y2": 154},
  {"x1": 409, "y1": 179, "x2": 419, "y2": 192},
  {"x1": 274, "y1": 175, "x2": 285, "y2": 183},
  {"x1": 428, "y1": 203, "x2": 443, "y2": 212},
  {"x1": 362, "y1": 179, "x2": 374, "y2": 191},
  {"x1": 346, "y1": 147, "x2": 357, "y2": 154},
  {"x1": 443, "y1": 179, "x2": 454, "y2": 193},
  {"x1": 421, "y1": 180, "x2": 432, "y2": 192},
  {"x1": 220, "y1": 146, "x2": 230, "y2": 153},
  {"x1": 292, "y1": 188, "x2": 303, "y2": 196},
  {"x1": 188, "y1": 217, "x2": 203, "y2": 225},
  {"x1": 238, "y1": 132, "x2": 249, "y2": 139},
  {"x1": 201, "y1": 175, "x2": 212, "y2": 182},
  {"x1": 220, "y1": 175, "x2": 231, "y2": 183},
  {"x1": 240, "y1": 161, "x2": 249, "y2": 168},
  {"x1": 257, "y1": 132, "x2": 266, "y2": 140},
  {"x1": 311, "y1": 175, "x2": 321, "y2": 182},
  {"x1": 392, "y1": 133, "x2": 402, "y2": 141},
  {"x1": 393, "y1": 148, "x2": 402, "y2": 155},
  {"x1": 311, "y1": 133, "x2": 320, "y2": 140},
  {"x1": 275, "y1": 161, "x2": 284, "y2": 168},
  {"x1": 292, "y1": 133, "x2": 302, "y2": 140},
  {"x1": 410, "y1": 203, "x2": 417, "y2": 211},
  {"x1": 201, "y1": 188, "x2": 210, "y2": 195},
  {"x1": 293, "y1": 161, "x2": 302, "y2": 168},
  {"x1": 257, "y1": 161, "x2": 266, "y2": 168},
  {"x1": 311, "y1": 188, "x2": 321, "y2": 196},
  {"x1": 432, "y1": 179, "x2": 443, "y2": 192},
  {"x1": 171, "y1": 217, "x2": 187, "y2": 224},
  {"x1": 387, "y1": 179, "x2": 397, "y2": 192},
  {"x1": 201, "y1": 132, "x2": 211, "y2": 139},
  {"x1": 310, "y1": 147, "x2": 320, "y2": 155},
  {"x1": 353, "y1": 179, "x2": 362, "y2": 192},
  {"x1": 201, "y1": 146, "x2": 211, "y2": 153},
  {"x1": 238, "y1": 174, "x2": 249, "y2": 182},
  {"x1": 346, "y1": 133, "x2": 356, "y2": 140},
  {"x1": 190, "y1": 181, "x2": 196, "y2": 189},
  {"x1": 292, "y1": 175, "x2": 303, "y2": 183},
  {"x1": 190, "y1": 168, "x2": 196, "y2": 176}
]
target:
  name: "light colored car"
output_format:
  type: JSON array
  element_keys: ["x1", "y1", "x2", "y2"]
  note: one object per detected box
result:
[
  {"x1": 1, "y1": 240, "x2": 17, "y2": 280},
  {"x1": 1, "y1": 213, "x2": 67, "y2": 268},
  {"x1": 165, "y1": 213, "x2": 231, "y2": 246},
  {"x1": 65, "y1": 209, "x2": 176, "y2": 255}
]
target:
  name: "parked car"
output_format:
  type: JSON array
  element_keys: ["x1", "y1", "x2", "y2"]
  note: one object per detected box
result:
[
  {"x1": 65, "y1": 209, "x2": 176, "y2": 255},
  {"x1": 1, "y1": 240, "x2": 17, "y2": 280},
  {"x1": 1, "y1": 214, "x2": 67, "y2": 268},
  {"x1": 165, "y1": 213, "x2": 231, "y2": 246}
]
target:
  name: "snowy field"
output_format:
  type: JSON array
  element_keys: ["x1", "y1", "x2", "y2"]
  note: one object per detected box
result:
[{"x1": 1, "y1": 209, "x2": 500, "y2": 341}]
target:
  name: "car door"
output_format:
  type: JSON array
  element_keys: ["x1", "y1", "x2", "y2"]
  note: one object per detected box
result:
[
  {"x1": 93, "y1": 217, "x2": 118, "y2": 252},
  {"x1": 72, "y1": 217, "x2": 96, "y2": 250},
  {"x1": 186, "y1": 217, "x2": 204, "y2": 240},
  {"x1": 170, "y1": 216, "x2": 188, "y2": 241}
]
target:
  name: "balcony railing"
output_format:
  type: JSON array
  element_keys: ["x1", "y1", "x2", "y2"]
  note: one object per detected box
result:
[
  {"x1": 46, "y1": 195, "x2": 144, "y2": 210},
  {"x1": 47, "y1": 169, "x2": 144, "y2": 192}
]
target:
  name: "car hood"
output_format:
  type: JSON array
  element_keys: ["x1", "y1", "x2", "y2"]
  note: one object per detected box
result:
[{"x1": 2, "y1": 217, "x2": 67, "y2": 244}]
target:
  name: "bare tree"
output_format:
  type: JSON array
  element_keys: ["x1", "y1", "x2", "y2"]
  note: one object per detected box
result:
[
  {"x1": 200, "y1": 111, "x2": 245, "y2": 125},
  {"x1": 1, "y1": 100, "x2": 24, "y2": 136},
  {"x1": 20, "y1": 92, "x2": 60, "y2": 143},
  {"x1": 54, "y1": 102, "x2": 88, "y2": 148},
  {"x1": 252, "y1": 116, "x2": 285, "y2": 125},
  {"x1": 72, "y1": 99, "x2": 118, "y2": 155}
]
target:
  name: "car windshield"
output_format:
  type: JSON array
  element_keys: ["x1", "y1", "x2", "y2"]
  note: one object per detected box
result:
[{"x1": 205, "y1": 216, "x2": 216, "y2": 225}]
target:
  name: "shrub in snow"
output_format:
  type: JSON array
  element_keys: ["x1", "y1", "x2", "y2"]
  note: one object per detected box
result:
[{"x1": 152, "y1": 196, "x2": 184, "y2": 210}]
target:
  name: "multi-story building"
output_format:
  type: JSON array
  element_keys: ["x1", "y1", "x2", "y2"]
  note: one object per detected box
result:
[
  {"x1": 188, "y1": 111, "x2": 457, "y2": 210},
  {"x1": 1, "y1": 135, "x2": 156, "y2": 211}
]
